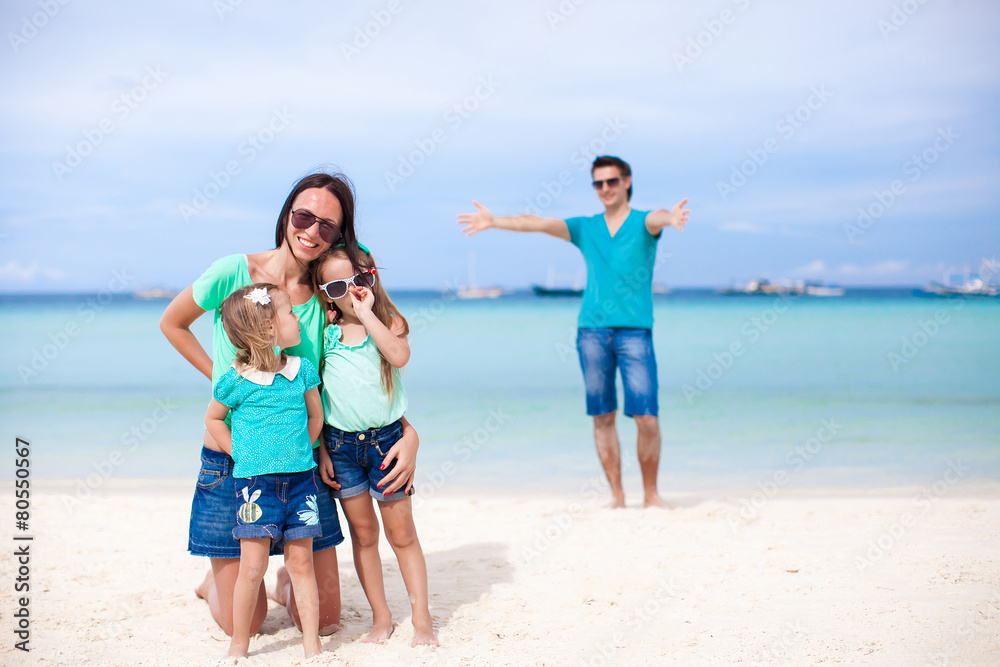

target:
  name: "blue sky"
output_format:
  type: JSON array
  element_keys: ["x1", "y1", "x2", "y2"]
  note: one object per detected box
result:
[{"x1": 1, "y1": 0, "x2": 998, "y2": 292}]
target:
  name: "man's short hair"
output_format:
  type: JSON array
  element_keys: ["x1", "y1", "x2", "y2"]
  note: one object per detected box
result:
[{"x1": 591, "y1": 156, "x2": 632, "y2": 201}]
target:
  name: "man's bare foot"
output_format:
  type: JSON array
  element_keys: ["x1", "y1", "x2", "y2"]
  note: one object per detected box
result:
[
  {"x1": 195, "y1": 569, "x2": 214, "y2": 600},
  {"x1": 361, "y1": 619, "x2": 393, "y2": 644},
  {"x1": 267, "y1": 566, "x2": 291, "y2": 606},
  {"x1": 644, "y1": 494, "x2": 671, "y2": 509},
  {"x1": 607, "y1": 495, "x2": 626, "y2": 509}
]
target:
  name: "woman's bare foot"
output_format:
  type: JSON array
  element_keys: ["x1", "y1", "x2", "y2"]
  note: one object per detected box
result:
[
  {"x1": 267, "y1": 566, "x2": 291, "y2": 606},
  {"x1": 195, "y1": 569, "x2": 214, "y2": 600},
  {"x1": 361, "y1": 618, "x2": 394, "y2": 644}
]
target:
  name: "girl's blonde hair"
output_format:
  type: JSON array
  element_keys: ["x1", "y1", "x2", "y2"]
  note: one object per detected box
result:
[
  {"x1": 220, "y1": 283, "x2": 284, "y2": 374},
  {"x1": 314, "y1": 247, "x2": 409, "y2": 399}
]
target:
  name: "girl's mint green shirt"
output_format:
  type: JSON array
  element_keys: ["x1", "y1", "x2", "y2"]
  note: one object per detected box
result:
[
  {"x1": 191, "y1": 254, "x2": 326, "y2": 443},
  {"x1": 321, "y1": 323, "x2": 407, "y2": 432}
]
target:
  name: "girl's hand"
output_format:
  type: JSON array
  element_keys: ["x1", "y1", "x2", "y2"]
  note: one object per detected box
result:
[
  {"x1": 377, "y1": 421, "x2": 418, "y2": 496},
  {"x1": 349, "y1": 285, "x2": 375, "y2": 318},
  {"x1": 317, "y1": 442, "x2": 341, "y2": 490}
]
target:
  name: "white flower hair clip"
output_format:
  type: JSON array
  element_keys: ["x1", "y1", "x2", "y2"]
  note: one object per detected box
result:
[{"x1": 244, "y1": 287, "x2": 271, "y2": 305}]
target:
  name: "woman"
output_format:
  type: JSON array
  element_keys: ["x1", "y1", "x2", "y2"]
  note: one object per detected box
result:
[{"x1": 160, "y1": 171, "x2": 420, "y2": 637}]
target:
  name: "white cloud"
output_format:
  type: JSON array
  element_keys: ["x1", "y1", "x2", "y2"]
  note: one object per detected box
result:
[
  {"x1": 837, "y1": 260, "x2": 910, "y2": 276},
  {"x1": 0, "y1": 261, "x2": 67, "y2": 283}
]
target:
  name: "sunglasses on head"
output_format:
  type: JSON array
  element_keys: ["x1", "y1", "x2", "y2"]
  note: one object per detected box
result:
[
  {"x1": 290, "y1": 209, "x2": 342, "y2": 245},
  {"x1": 592, "y1": 177, "x2": 621, "y2": 191},
  {"x1": 318, "y1": 268, "x2": 377, "y2": 300}
]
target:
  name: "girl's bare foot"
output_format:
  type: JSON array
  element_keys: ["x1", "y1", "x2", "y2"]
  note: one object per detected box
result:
[
  {"x1": 411, "y1": 625, "x2": 438, "y2": 647},
  {"x1": 304, "y1": 635, "x2": 323, "y2": 659},
  {"x1": 361, "y1": 619, "x2": 393, "y2": 644},
  {"x1": 227, "y1": 637, "x2": 249, "y2": 658},
  {"x1": 195, "y1": 569, "x2": 214, "y2": 600}
]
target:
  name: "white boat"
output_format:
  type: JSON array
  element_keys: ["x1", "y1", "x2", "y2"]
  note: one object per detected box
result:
[
  {"x1": 456, "y1": 253, "x2": 503, "y2": 299},
  {"x1": 921, "y1": 263, "x2": 999, "y2": 297},
  {"x1": 804, "y1": 284, "x2": 845, "y2": 297}
]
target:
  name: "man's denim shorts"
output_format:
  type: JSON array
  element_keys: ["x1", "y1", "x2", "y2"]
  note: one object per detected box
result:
[
  {"x1": 232, "y1": 469, "x2": 322, "y2": 543},
  {"x1": 324, "y1": 420, "x2": 412, "y2": 502},
  {"x1": 188, "y1": 446, "x2": 344, "y2": 558},
  {"x1": 576, "y1": 327, "x2": 659, "y2": 417}
]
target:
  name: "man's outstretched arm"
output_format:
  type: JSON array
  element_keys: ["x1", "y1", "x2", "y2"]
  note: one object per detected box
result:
[
  {"x1": 458, "y1": 200, "x2": 570, "y2": 241},
  {"x1": 645, "y1": 198, "x2": 690, "y2": 235}
]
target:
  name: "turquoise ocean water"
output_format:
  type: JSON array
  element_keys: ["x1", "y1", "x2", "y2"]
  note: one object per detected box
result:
[{"x1": 1, "y1": 290, "x2": 997, "y2": 495}]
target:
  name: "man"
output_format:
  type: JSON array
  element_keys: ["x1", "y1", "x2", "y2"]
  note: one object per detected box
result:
[{"x1": 457, "y1": 156, "x2": 689, "y2": 508}]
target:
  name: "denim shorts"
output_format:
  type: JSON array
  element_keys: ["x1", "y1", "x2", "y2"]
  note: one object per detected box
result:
[
  {"x1": 576, "y1": 327, "x2": 659, "y2": 417},
  {"x1": 324, "y1": 420, "x2": 413, "y2": 502},
  {"x1": 188, "y1": 446, "x2": 344, "y2": 558},
  {"x1": 233, "y1": 469, "x2": 322, "y2": 543}
]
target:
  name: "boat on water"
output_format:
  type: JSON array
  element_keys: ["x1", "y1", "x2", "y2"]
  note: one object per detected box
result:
[
  {"x1": 133, "y1": 288, "x2": 178, "y2": 300},
  {"x1": 456, "y1": 253, "x2": 504, "y2": 299},
  {"x1": 532, "y1": 266, "x2": 584, "y2": 297},
  {"x1": 720, "y1": 279, "x2": 843, "y2": 297},
  {"x1": 919, "y1": 262, "x2": 999, "y2": 297},
  {"x1": 921, "y1": 278, "x2": 998, "y2": 298}
]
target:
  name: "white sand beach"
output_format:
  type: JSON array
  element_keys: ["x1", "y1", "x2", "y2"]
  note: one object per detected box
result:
[{"x1": 2, "y1": 479, "x2": 999, "y2": 666}]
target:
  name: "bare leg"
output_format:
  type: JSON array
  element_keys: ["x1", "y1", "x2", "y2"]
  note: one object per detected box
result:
[
  {"x1": 196, "y1": 558, "x2": 267, "y2": 637},
  {"x1": 272, "y1": 547, "x2": 342, "y2": 635},
  {"x1": 283, "y1": 538, "x2": 323, "y2": 658},
  {"x1": 341, "y1": 493, "x2": 393, "y2": 643},
  {"x1": 635, "y1": 415, "x2": 668, "y2": 508},
  {"x1": 228, "y1": 539, "x2": 270, "y2": 658},
  {"x1": 593, "y1": 412, "x2": 625, "y2": 508},
  {"x1": 379, "y1": 497, "x2": 438, "y2": 647}
]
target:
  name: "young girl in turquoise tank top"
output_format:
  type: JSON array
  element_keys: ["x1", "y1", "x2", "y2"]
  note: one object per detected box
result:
[{"x1": 314, "y1": 247, "x2": 437, "y2": 647}]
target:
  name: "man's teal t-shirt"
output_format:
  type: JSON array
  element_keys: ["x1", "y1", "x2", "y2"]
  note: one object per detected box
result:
[{"x1": 564, "y1": 209, "x2": 658, "y2": 329}]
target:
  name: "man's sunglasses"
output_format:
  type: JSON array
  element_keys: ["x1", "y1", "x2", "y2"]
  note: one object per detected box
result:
[
  {"x1": 290, "y1": 209, "x2": 342, "y2": 245},
  {"x1": 592, "y1": 177, "x2": 621, "y2": 191},
  {"x1": 318, "y1": 268, "x2": 377, "y2": 300}
]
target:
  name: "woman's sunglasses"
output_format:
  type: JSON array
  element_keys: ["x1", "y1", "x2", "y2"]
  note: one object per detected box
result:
[
  {"x1": 592, "y1": 177, "x2": 621, "y2": 191},
  {"x1": 318, "y1": 268, "x2": 377, "y2": 300},
  {"x1": 290, "y1": 209, "x2": 342, "y2": 245}
]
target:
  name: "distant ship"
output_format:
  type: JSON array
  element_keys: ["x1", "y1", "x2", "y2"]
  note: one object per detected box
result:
[
  {"x1": 133, "y1": 288, "x2": 178, "y2": 300},
  {"x1": 720, "y1": 279, "x2": 843, "y2": 297},
  {"x1": 532, "y1": 266, "x2": 584, "y2": 297},
  {"x1": 920, "y1": 263, "x2": 999, "y2": 298},
  {"x1": 456, "y1": 253, "x2": 503, "y2": 299}
]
